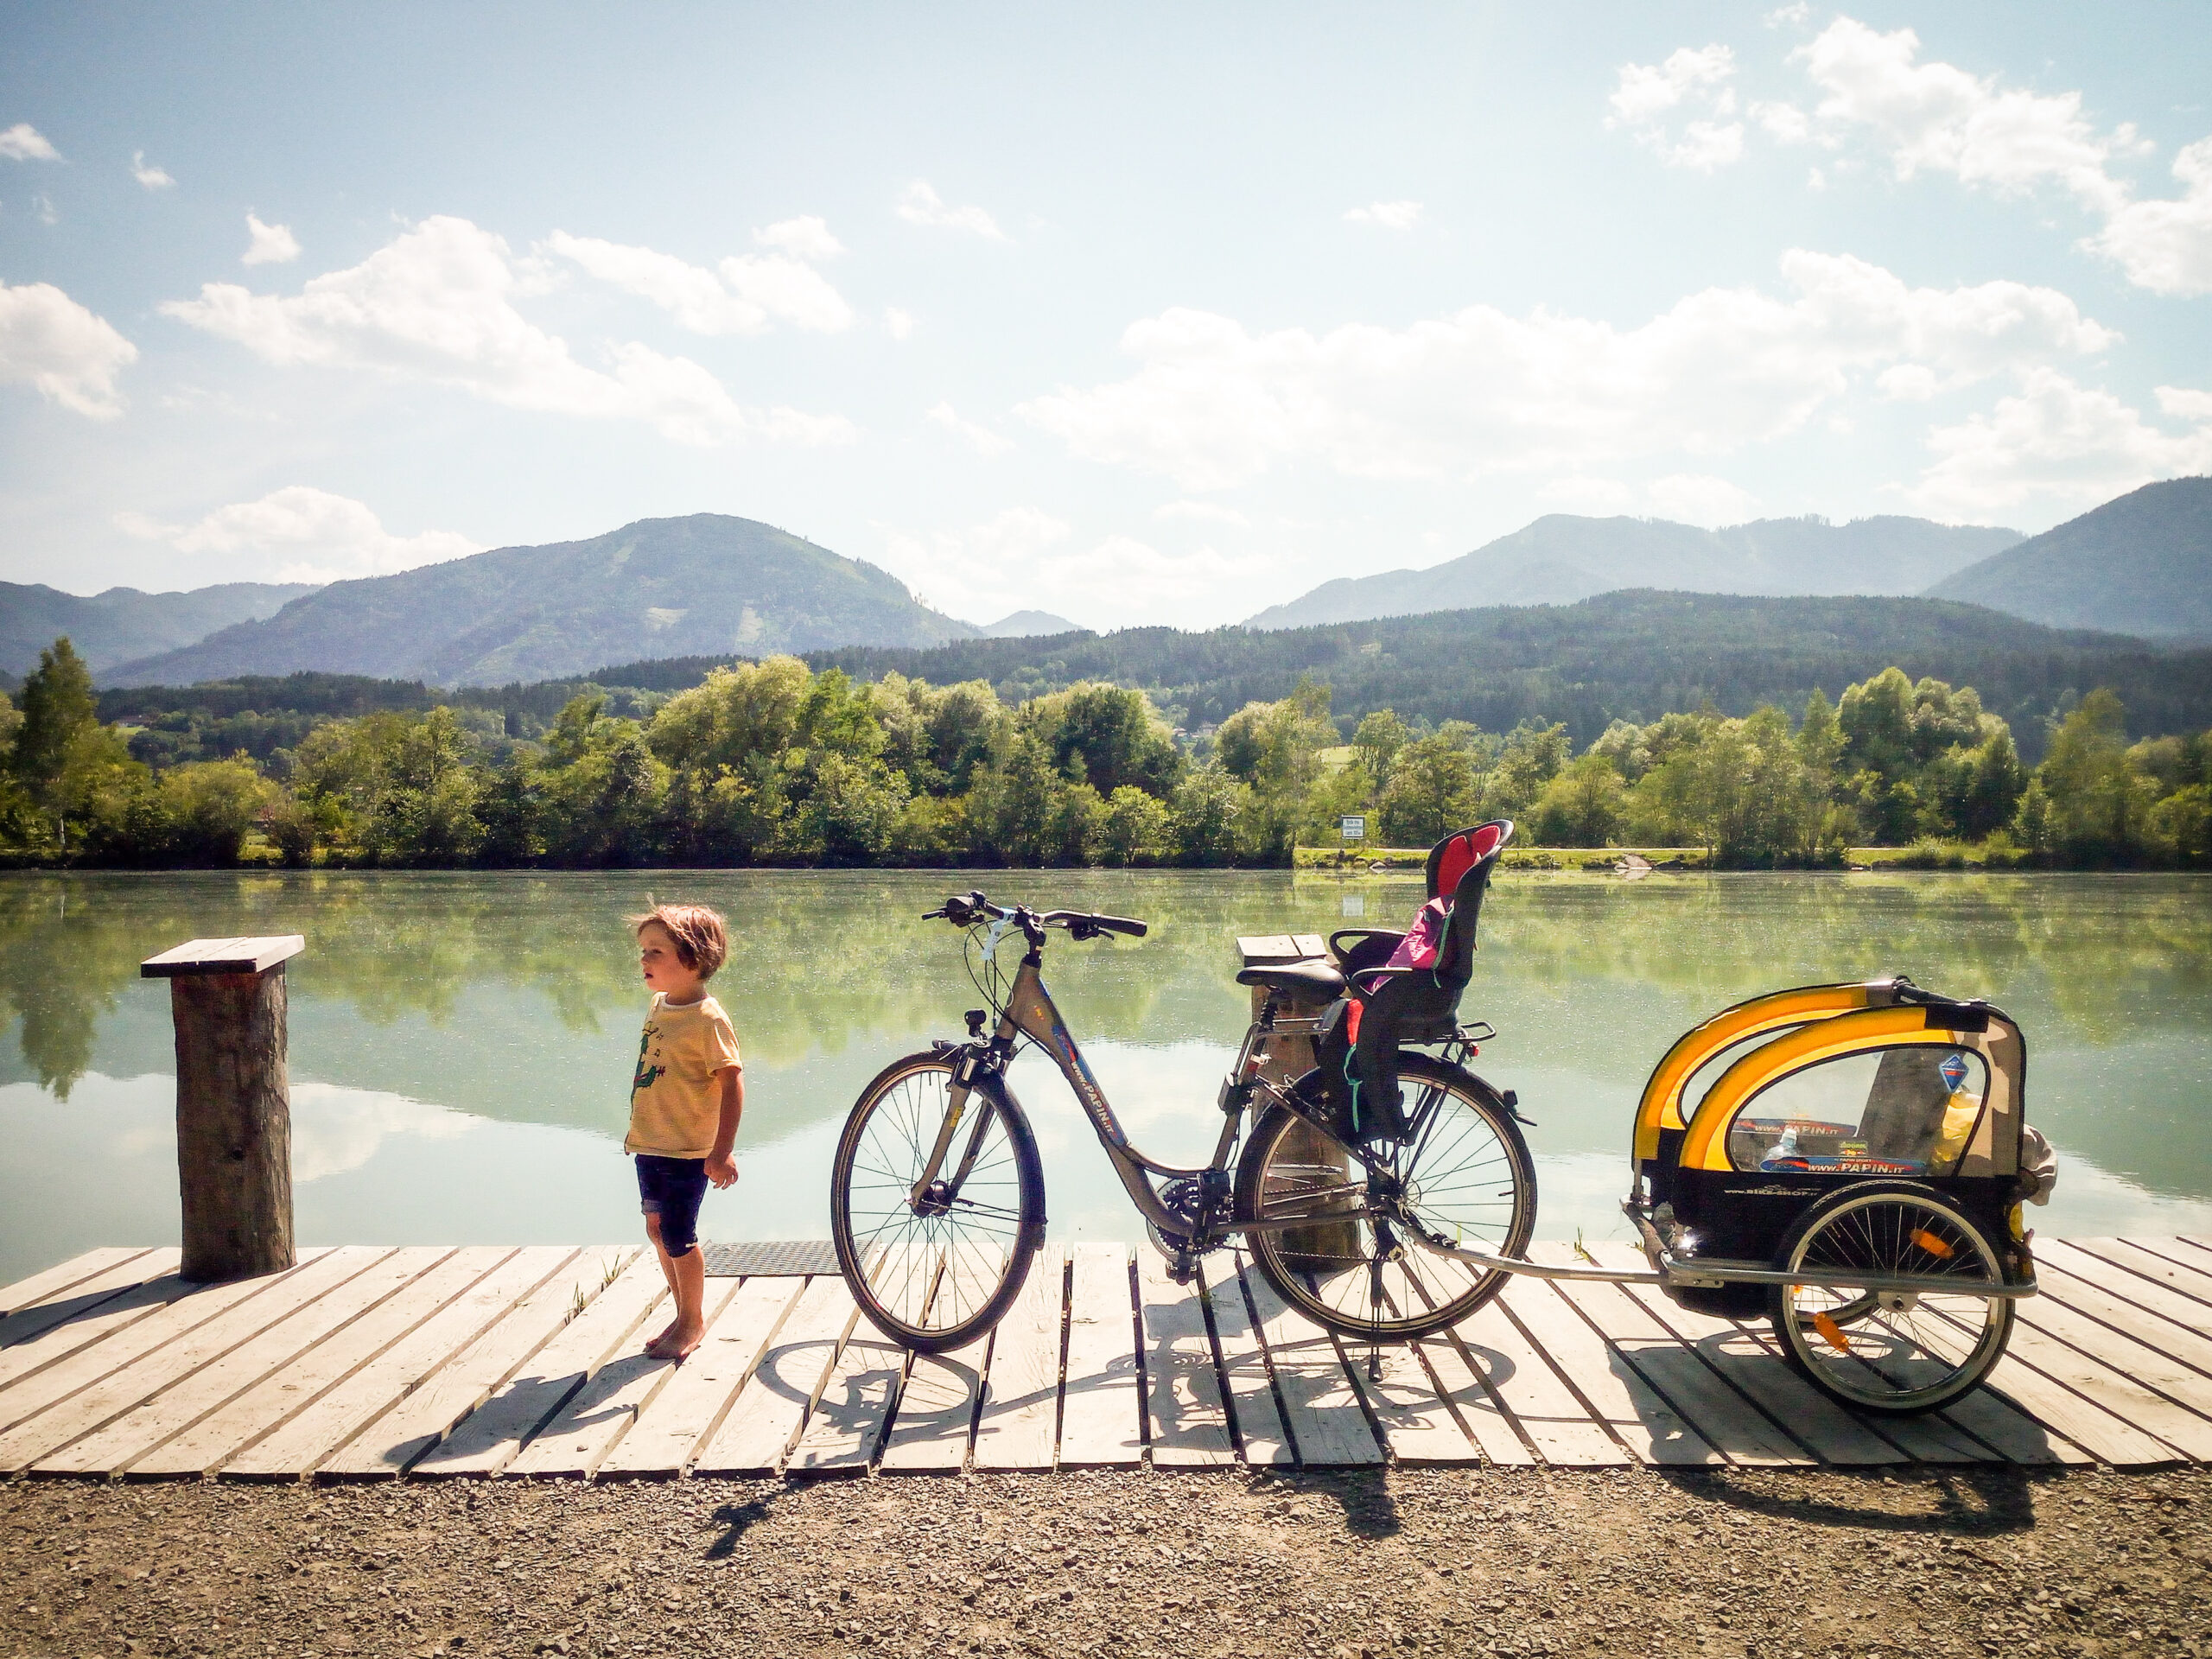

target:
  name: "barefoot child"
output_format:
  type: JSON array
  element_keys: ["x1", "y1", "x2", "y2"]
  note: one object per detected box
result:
[{"x1": 626, "y1": 903, "x2": 742, "y2": 1360}]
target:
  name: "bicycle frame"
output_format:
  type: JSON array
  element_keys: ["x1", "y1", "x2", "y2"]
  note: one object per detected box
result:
[{"x1": 906, "y1": 943, "x2": 1381, "y2": 1243}]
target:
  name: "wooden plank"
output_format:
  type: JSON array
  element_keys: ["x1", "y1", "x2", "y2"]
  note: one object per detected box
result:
[
  {"x1": 0, "y1": 1248, "x2": 352, "y2": 1469},
  {"x1": 1496, "y1": 1271, "x2": 1719, "y2": 1466},
  {"x1": 1208, "y1": 1257, "x2": 1294, "y2": 1466},
  {"x1": 141, "y1": 935, "x2": 303, "y2": 976},
  {"x1": 2007, "y1": 1299, "x2": 2212, "y2": 1452},
  {"x1": 1383, "y1": 1248, "x2": 1537, "y2": 1465},
  {"x1": 1529, "y1": 1245, "x2": 1808, "y2": 1466},
  {"x1": 1333, "y1": 1330, "x2": 1481, "y2": 1465},
  {"x1": 1928, "y1": 1382, "x2": 2088, "y2": 1465},
  {"x1": 499, "y1": 1271, "x2": 734, "y2": 1479},
  {"x1": 1242, "y1": 1267, "x2": 1382, "y2": 1466},
  {"x1": 787, "y1": 1313, "x2": 907, "y2": 1477},
  {"x1": 601, "y1": 1276, "x2": 805, "y2": 1477},
  {"x1": 1587, "y1": 1243, "x2": 1908, "y2": 1466},
  {"x1": 1445, "y1": 1302, "x2": 1622, "y2": 1466},
  {"x1": 970, "y1": 1246, "x2": 1065, "y2": 1473},
  {"x1": 1955, "y1": 1316, "x2": 2192, "y2": 1466},
  {"x1": 410, "y1": 1252, "x2": 667, "y2": 1478},
  {"x1": 0, "y1": 1253, "x2": 188, "y2": 1387},
  {"x1": 879, "y1": 1287, "x2": 995, "y2": 1475},
  {"x1": 1134, "y1": 1251, "x2": 1235, "y2": 1467},
  {"x1": 691, "y1": 1275, "x2": 859, "y2": 1478},
  {"x1": 127, "y1": 1249, "x2": 514, "y2": 1479},
  {"x1": 224, "y1": 1247, "x2": 583, "y2": 1480},
  {"x1": 0, "y1": 1248, "x2": 164, "y2": 1323},
  {"x1": 2038, "y1": 1240, "x2": 2212, "y2": 1374},
  {"x1": 2082, "y1": 1238, "x2": 2212, "y2": 1307},
  {"x1": 38, "y1": 1248, "x2": 448, "y2": 1477},
  {"x1": 1057, "y1": 1243, "x2": 1143, "y2": 1468}
]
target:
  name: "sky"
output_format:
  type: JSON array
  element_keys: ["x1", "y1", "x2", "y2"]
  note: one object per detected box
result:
[{"x1": 2, "y1": 3, "x2": 2209, "y2": 630}]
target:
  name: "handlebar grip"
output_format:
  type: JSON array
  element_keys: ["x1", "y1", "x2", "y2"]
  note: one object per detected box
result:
[{"x1": 1092, "y1": 914, "x2": 1148, "y2": 938}]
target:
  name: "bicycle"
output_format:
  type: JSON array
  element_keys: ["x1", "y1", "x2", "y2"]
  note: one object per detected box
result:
[{"x1": 828, "y1": 884, "x2": 1537, "y2": 1356}]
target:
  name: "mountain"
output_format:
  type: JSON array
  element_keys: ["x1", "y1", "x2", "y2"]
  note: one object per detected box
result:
[
  {"x1": 103, "y1": 514, "x2": 978, "y2": 688},
  {"x1": 978, "y1": 609, "x2": 1082, "y2": 638},
  {"x1": 1, "y1": 580, "x2": 320, "y2": 677},
  {"x1": 807, "y1": 590, "x2": 2208, "y2": 761},
  {"x1": 1925, "y1": 477, "x2": 2212, "y2": 640},
  {"x1": 1243, "y1": 513, "x2": 2022, "y2": 630}
]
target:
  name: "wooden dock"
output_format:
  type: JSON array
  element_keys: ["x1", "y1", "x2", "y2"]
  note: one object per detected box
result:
[{"x1": 5, "y1": 1236, "x2": 2212, "y2": 1480}]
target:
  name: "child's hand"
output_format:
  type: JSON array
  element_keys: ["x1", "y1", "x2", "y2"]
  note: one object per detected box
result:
[{"x1": 706, "y1": 1153, "x2": 739, "y2": 1189}]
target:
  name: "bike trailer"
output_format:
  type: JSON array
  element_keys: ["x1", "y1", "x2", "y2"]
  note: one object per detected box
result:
[{"x1": 1630, "y1": 976, "x2": 2047, "y2": 1318}]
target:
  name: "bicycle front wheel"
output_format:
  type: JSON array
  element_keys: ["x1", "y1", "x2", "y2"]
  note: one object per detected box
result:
[
  {"x1": 830, "y1": 1052, "x2": 1046, "y2": 1353},
  {"x1": 1236, "y1": 1057, "x2": 1535, "y2": 1339}
]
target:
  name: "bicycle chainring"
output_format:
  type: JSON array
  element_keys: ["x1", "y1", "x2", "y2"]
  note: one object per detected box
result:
[{"x1": 1143, "y1": 1176, "x2": 1229, "y2": 1263}]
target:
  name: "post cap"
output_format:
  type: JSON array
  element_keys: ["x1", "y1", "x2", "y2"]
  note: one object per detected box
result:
[
  {"x1": 1237, "y1": 932, "x2": 1328, "y2": 967},
  {"x1": 141, "y1": 935, "x2": 306, "y2": 977}
]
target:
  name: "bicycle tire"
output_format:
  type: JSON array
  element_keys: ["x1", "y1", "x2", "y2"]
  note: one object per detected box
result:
[
  {"x1": 830, "y1": 1051, "x2": 1046, "y2": 1354},
  {"x1": 1236, "y1": 1055, "x2": 1535, "y2": 1340},
  {"x1": 1766, "y1": 1180, "x2": 2014, "y2": 1415}
]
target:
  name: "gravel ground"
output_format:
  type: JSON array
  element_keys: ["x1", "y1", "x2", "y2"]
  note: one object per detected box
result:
[{"x1": 5, "y1": 1465, "x2": 2209, "y2": 1659}]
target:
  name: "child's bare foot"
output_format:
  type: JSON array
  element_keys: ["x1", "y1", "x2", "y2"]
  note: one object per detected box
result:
[
  {"x1": 664, "y1": 1322, "x2": 706, "y2": 1360},
  {"x1": 643, "y1": 1317, "x2": 681, "y2": 1358}
]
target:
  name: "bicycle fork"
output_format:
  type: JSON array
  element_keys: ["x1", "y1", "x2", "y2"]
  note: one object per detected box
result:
[{"x1": 909, "y1": 1043, "x2": 1002, "y2": 1216}]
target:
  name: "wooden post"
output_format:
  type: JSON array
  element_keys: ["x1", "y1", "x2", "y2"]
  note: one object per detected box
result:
[
  {"x1": 142, "y1": 936, "x2": 305, "y2": 1282},
  {"x1": 1238, "y1": 934, "x2": 1358, "y2": 1268}
]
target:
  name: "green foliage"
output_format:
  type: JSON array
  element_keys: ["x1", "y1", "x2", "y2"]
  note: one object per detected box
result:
[{"x1": 12, "y1": 625, "x2": 2212, "y2": 870}]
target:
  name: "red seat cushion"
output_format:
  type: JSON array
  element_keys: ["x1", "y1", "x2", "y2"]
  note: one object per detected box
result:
[{"x1": 1433, "y1": 823, "x2": 1503, "y2": 901}]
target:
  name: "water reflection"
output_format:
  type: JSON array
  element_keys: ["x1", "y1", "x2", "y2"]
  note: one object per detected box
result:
[{"x1": 1, "y1": 869, "x2": 2207, "y2": 1283}]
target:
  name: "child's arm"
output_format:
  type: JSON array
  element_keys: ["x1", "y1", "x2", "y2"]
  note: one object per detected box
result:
[{"x1": 705, "y1": 1066, "x2": 743, "y2": 1189}]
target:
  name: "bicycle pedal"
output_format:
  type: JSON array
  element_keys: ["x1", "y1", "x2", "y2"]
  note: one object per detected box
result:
[{"x1": 1168, "y1": 1256, "x2": 1198, "y2": 1287}]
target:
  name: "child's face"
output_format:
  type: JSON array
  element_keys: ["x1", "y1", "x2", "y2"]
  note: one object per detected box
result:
[{"x1": 637, "y1": 922, "x2": 705, "y2": 1000}]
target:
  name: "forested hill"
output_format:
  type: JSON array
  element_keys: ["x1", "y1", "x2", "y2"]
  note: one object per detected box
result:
[
  {"x1": 1, "y1": 579, "x2": 317, "y2": 677},
  {"x1": 1243, "y1": 512, "x2": 2021, "y2": 630},
  {"x1": 1925, "y1": 475, "x2": 2212, "y2": 639},
  {"x1": 574, "y1": 590, "x2": 2206, "y2": 760},
  {"x1": 100, "y1": 513, "x2": 976, "y2": 688}
]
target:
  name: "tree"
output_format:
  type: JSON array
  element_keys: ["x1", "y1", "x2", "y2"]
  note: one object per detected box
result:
[
  {"x1": 1530, "y1": 753, "x2": 1624, "y2": 847},
  {"x1": 1099, "y1": 785, "x2": 1173, "y2": 865},
  {"x1": 1024, "y1": 682, "x2": 1181, "y2": 797},
  {"x1": 12, "y1": 638, "x2": 101, "y2": 847},
  {"x1": 1377, "y1": 728, "x2": 1484, "y2": 846},
  {"x1": 2039, "y1": 689, "x2": 2153, "y2": 861},
  {"x1": 1351, "y1": 709, "x2": 1411, "y2": 787},
  {"x1": 157, "y1": 760, "x2": 273, "y2": 864}
]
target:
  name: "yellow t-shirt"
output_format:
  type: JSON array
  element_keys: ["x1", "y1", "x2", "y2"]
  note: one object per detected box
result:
[{"x1": 625, "y1": 993, "x2": 741, "y2": 1158}]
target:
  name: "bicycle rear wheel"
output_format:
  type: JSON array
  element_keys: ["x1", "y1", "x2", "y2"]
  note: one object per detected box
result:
[
  {"x1": 1236, "y1": 1056, "x2": 1535, "y2": 1339},
  {"x1": 830, "y1": 1052, "x2": 1045, "y2": 1353}
]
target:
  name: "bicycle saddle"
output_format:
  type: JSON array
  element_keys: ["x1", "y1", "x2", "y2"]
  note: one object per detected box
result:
[{"x1": 1236, "y1": 961, "x2": 1347, "y2": 998}]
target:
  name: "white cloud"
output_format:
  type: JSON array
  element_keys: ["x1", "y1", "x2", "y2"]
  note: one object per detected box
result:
[
  {"x1": 882, "y1": 306, "x2": 916, "y2": 340},
  {"x1": 1765, "y1": 3, "x2": 1810, "y2": 26},
  {"x1": 1155, "y1": 499, "x2": 1250, "y2": 528},
  {"x1": 897, "y1": 180, "x2": 1006, "y2": 240},
  {"x1": 2088, "y1": 137, "x2": 2212, "y2": 297},
  {"x1": 544, "y1": 226, "x2": 854, "y2": 334},
  {"x1": 753, "y1": 215, "x2": 843, "y2": 259},
  {"x1": 1344, "y1": 200, "x2": 1423, "y2": 230},
  {"x1": 161, "y1": 216, "x2": 855, "y2": 448},
  {"x1": 1909, "y1": 369, "x2": 2212, "y2": 517},
  {"x1": 1609, "y1": 45, "x2": 1735, "y2": 127},
  {"x1": 0, "y1": 123, "x2": 59, "y2": 161},
  {"x1": 0, "y1": 280, "x2": 137, "y2": 418},
  {"x1": 1752, "y1": 100, "x2": 1811, "y2": 143},
  {"x1": 1536, "y1": 476, "x2": 1638, "y2": 514},
  {"x1": 130, "y1": 149, "x2": 174, "y2": 189},
  {"x1": 1646, "y1": 473, "x2": 1759, "y2": 525},
  {"x1": 242, "y1": 213, "x2": 301, "y2": 265},
  {"x1": 1796, "y1": 17, "x2": 2146, "y2": 215},
  {"x1": 120, "y1": 486, "x2": 483, "y2": 583},
  {"x1": 926, "y1": 401, "x2": 1012, "y2": 456},
  {"x1": 1020, "y1": 251, "x2": 2116, "y2": 491},
  {"x1": 33, "y1": 193, "x2": 56, "y2": 226},
  {"x1": 1607, "y1": 46, "x2": 1745, "y2": 171},
  {"x1": 289, "y1": 1083, "x2": 474, "y2": 1184}
]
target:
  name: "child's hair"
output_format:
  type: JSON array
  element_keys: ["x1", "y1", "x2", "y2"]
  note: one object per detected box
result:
[{"x1": 631, "y1": 902, "x2": 729, "y2": 981}]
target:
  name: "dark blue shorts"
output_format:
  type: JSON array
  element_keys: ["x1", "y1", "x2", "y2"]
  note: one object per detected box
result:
[{"x1": 634, "y1": 1154, "x2": 709, "y2": 1256}]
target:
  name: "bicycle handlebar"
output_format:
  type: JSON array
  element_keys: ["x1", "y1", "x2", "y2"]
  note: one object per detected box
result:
[{"x1": 922, "y1": 891, "x2": 1147, "y2": 940}]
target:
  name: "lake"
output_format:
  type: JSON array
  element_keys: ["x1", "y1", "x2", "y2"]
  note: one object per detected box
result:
[{"x1": 2, "y1": 868, "x2": 2208, "y2": 1283}]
